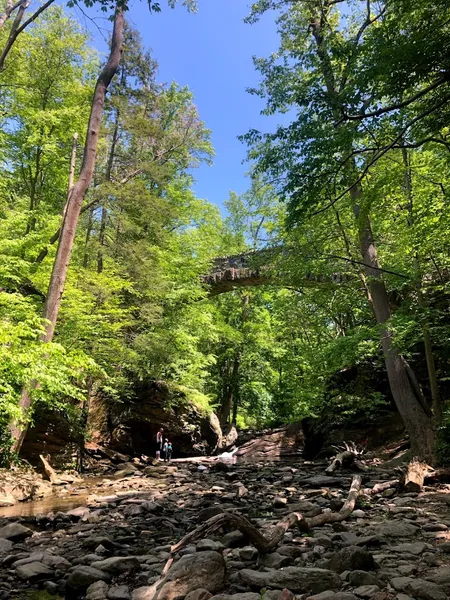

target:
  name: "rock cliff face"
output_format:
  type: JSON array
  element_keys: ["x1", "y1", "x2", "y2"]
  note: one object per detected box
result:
[
  {"x1": 235, "y1": 423, "x2": 304, "y2": 458},
  {"x1": 21, "y1": 381, "x2": 222, "y2": 467},
  {"x1": 88, "y1": 381, "x2": 222, "y2": 458}
]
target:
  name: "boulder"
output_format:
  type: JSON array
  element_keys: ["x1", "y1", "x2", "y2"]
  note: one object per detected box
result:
[
  {"x1": 108, "y1": 586, "x2": 131, "y2": 600},
  {"x1": 0, "y1": 538, "x2": 13, "y2": 554},
  {"x1": 91, "y1": 556, "x2": 140, "y2": 573},
  {"x1": 371, "y1": 522, "x2": 419, "y2": 538},
  {"x1": 259, "y1": 552, "x2": 293, "y2": 569},
  {"x1": 211, "y1": 595, "x2": 261, "y2": 600},
  {"x1": 348, "y1": 572, "x2": 383, "y2": 588},
  {"x1": 66, "y1": 566, "x2": 112, "y2": 598},
  {"x1": 426, "y1": 567, "x2": 450, "y2": 593},
  {"x1": 185, "y1": 590, "x2": 213, "y2": 600},
  {"x1": 390, "y1": 542, "x2": 426, "y2": 555},
  {"x1": 240, "y1": 567, "x2": 342, "y2": 594},
  {"x1": 328, "y1": 547, "x2": 375, "y2": 573},
  {"x1": 154, "y1": 551, "x2": 225, "y2": 600},
  {"x1": 235, "y1": 423, "x2": 304, "y2": 459},
  {"x1": 353, "y1": 586, "x2": 380, "y2": 598},
  {"x1": 391, "y1": 577, "x2": 447, "y2": 600},
  {"x1": 15, "y1": 561, "x2": 54, "y2": 581},
  {"x1": 0, "y1": 523, "x2": 32, "y2": 541},
  {"x1": 86, "y1": 581, "x2": 110, "y2": 600}
]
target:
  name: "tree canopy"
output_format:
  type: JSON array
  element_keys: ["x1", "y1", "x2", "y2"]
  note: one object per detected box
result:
[{"x1": 1, "y1": 0, "x2": 450, "y2": 464}]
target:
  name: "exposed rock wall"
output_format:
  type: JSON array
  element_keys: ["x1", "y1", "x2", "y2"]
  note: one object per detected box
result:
[
  {"x1": 235, "y1": 422, "x2": 304, "y2": 458},
  {"x1": 21, "y1": 381, "x2": 222, "y2": 468},
  {"x1": 88, "y1": 381, "x2": 221, "y2": 458}
]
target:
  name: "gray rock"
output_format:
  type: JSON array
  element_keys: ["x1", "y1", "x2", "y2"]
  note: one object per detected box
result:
[
  {"x1": 348, "y1": 571, "x2": 383, "y2": 587},
  {"x1": 273, "y1": 497, "x2": 288, "y2": 507},
  {"x1": 0, "y1": 523, "x2": 32, "y2": 541},
  {"x1": 222, "y1": 531, "x2": 245, "y2": 548},
  {"x1": 371, "y1": 522, "x2": 419, "y2": 538},
  {"x1": 259, "y1": 552, "x2": 293, "y2": 569},
  {"x1": 328, "y1": 547, "x2": 375, "y2": 573},
  {"x1": 185, "y1": 590, "x2": 213, "y2": 600},
  {"x1": 239, "y1": 547, "x2": 258, "y2": 562},
  {"x1": 289, "y1": 501, "x2": 323, "y2": 518},
  {"x1": 91, "y1": 556, "x2": 140, "y2": 573},
  {"x1": 108, "y1": 585, "x2": 131, "y2": 600},
  {"x1": 424, "y1": 524, "x2": 448, "y2": 532},
  {"x1": 211, "y1": 595, "x2": 260, "y2": 600},
  {"x1": 439, "y1": 543, "x2": 450, "y2": 554},
  {"x1": 86, "y1": 581, "x2": 110, "y2": 600},
  {"x1": 390, "y1": 542, "x2": 427, "y2": 555},
  {"x1": 155, "y1": 551, "x2": 225, "y2": 600},
  {"x1": 353, "y1": 585, "x2": 380, "y2": 598},
  {"x1": 15, "y1": 561, "x2": 54, "y2": 581},
  {"x1": 197, "y1": 539, "x2": 224, "y2": 552},
  {"x1": 306, "y1": 593, "x2": 357, "y2": 600},
  {"x1": 391, "y1": 577, "x2": 447, "y2": 600},
  {"x1": 198, "y1": 507, "x2": 224, "y2": 522},
  {"x1": 240, "y1": 567, "x2": 342, "y2": 594},
  {"x1": 278, "y1": 545, "x2": 304, "y2": 558},
  {"x1": 302, "y1": 476, "x2": 344, "y2": 487},
  {"x1": 67, "y1": 507, "x2": 91, "y2": 520},
  {"x1": 427, "y1": 567, "x2": 450, "y2": 593},
  {"x1": 66, "y1": 566, "x2": 112, "y2": 597},
  {"x1": 0, "y1": 539, "x2": 13, "y2": 554}
]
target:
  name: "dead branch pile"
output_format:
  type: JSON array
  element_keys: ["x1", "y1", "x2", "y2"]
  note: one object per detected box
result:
[{"x1": 170, "y1": 474, "x2": 362, "y2": 555}]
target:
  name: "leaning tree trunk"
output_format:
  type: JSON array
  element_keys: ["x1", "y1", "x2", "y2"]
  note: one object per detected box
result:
[
  {"x1": 9, "y1": 7, "x2": 125, "y2": 454},
  {"x1": 352, "y1": 191, "x2": 436, "y2": 463}
]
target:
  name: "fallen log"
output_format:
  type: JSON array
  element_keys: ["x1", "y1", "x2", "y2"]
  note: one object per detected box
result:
[
  {"x1": 170, "y1": 474, "x2": 362, "y2": 555},
  {"x1": 363, "y1": 479, "x2": 399, "y2": 495},
  {"x1": 307, "y1": 474, "x2": 362, "y2": 527},
  {"x1": 325, "y1": 451, "x2": 355, "y2": 474},
  {"x1": 401, "y1": 458, "x2": 430, "y2": 493},
  {"x1": 39, "y1": 454, "x2": 61, "y2": 485}
]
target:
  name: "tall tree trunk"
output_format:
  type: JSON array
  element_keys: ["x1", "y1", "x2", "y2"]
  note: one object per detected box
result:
[
  {"x1": 309, "y1": 5, "x2": 436, "y2": 462},
  {"x1": 9, "y1": 8, "x2": 124, "y2": 454},
  {"x1": 401, "y1": 147, "x2": 442, "y2": 420},
  {"x1": 83, "y1": 205, "x2": 94, "y2": 268},
  {"x1": 352, "y1": 188, "x2": 436, "y2": 463},
  {"x1": 97, "y1": 109, "x2": 120, "y2": 274},
  {"x1": 219, "y1": 354, "x2": 240, "y2": 428}
]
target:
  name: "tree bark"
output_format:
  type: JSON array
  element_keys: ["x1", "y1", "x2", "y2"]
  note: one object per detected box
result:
[
  {"x1": 308, "y1": 4, "x2": 436, "y2": 463},
  {"x1": 0, "y1": 0, "x2": 55, "y2": 70},
  {"x1": 42, "y1": 7, "x2": 123, "y2": 341},
  {"x1": 353, "y1": 193, "x2": 436, "y2": 463},
  {"x1": 9, "y1": 8, "x2": 124, "y2": 454},
  {"x1": 401, "y1": 148, "x2": 442, "y2": 420},
  {"x1": 97, "y1": 108, "x2": 120, "y2": 274},
  {"x1": 0, "y1": 0, "x2": 21, "y2": 30}
]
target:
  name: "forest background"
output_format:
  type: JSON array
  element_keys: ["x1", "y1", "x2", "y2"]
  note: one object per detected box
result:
[{"x1": 1, "y1": 0, "x2": 450, "y2": 465}]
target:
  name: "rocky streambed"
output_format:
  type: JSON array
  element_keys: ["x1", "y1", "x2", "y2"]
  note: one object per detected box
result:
[{"x1": 1, "y1": 457, "x2": 450, "y2": 600}]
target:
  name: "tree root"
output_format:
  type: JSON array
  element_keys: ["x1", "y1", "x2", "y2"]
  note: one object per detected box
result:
[{"x1": 170, "y1": 474, "x2": 362, "y2": 555}]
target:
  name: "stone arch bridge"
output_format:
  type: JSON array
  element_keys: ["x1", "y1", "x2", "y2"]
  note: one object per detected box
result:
[{"x1": 204, "y1": 249, "x2": 347, "y2": 296}]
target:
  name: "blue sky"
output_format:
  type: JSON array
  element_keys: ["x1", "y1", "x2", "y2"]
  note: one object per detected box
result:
[{"x1": 75, "y1": 0, "x2": 282, "y2": 215}]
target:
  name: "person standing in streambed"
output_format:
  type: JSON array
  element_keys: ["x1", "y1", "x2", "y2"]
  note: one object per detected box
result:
[{"x1": 156, "y1": 427, "x2": 164, "y2": 460}]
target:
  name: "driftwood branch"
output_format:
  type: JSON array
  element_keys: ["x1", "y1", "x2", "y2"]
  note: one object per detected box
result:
[
  {"x1": 170, "y1": 475, "x2": 362, "y2": 555},
  {"x1": 325, "y1": 450, "x2": 355, "y2": 474},
  {"x1": 39, "y1": 454, "x2": 59, "y2": 484}
]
